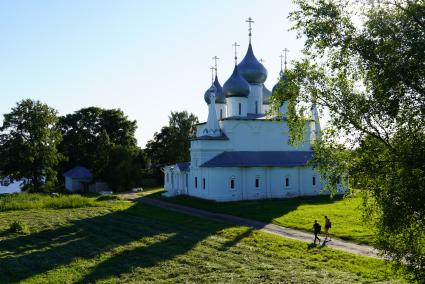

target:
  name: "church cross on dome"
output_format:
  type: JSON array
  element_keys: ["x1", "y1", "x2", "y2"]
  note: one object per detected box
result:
[
  {"x1": 210, "y1": 66, "x2": 215, "y2": 83},
  {"x1": 212, "y1": 56, "x2": 219, "y2": 76},
  {"x1": 232, "y1": 42, "x2": 240, "y2": 65},
  {"x1": 283, "y1": 48, "x2": 290, "y2": 70},
  {"x1": 246, "y1": 17, "x2": 255, "y2": 43}
]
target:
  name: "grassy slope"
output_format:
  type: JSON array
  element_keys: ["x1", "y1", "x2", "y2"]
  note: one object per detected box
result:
[
  {"x1": 155, "y1": 193, "x2": 375, "y2": 245},
  {"x1": 0, "y1": 195, "x2": 403, "y2": 283}
]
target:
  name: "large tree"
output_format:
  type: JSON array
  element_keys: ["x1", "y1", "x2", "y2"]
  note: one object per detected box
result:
[
  {"x1": 59, "y1": 107, "x2": 144, "y2": 191},
  {"x1": 0, "y1": 99, "x2": 62, "y2": 192},
  {"x1": 145, "y1": 111, "x2": 198, "y2": 168},
  {"x1": 275, "y1": 0, "x2": 424, "y2": 279}
]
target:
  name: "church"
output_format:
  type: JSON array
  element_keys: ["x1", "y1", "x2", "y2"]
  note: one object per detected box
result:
[{"x1": 163, "y1": 19, "x2": 328, "y2": 202}]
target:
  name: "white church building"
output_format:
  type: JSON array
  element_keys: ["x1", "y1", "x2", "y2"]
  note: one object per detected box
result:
[{"x1": 163, "y1": 21, "x2": 328, "y2": 202}]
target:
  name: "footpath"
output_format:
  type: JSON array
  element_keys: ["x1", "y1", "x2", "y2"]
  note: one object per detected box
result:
[{"x1": 120, "y1": 193, "x2": 380, "y2": 258}]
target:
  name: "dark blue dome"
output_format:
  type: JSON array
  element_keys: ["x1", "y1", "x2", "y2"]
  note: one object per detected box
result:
[
  {"x1": 238, "y1": 43, "x2": 267, "y2": 84},
  {"x1": 223, "y1": 66, "x2": 250, "y2": 98},
  {"x1": 262, "y1": 84, "x2": 272, "y2": 105},
  {"x1": 213, "y1": 75, "x2": 225, "y2": 104},
  {"x1": 204, "y1": 84, "x2": 217, "y2": 104}
]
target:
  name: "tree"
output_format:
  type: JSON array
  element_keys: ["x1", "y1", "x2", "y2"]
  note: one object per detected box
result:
[
  {"x1": 275, "y1": 0, "x2": 424, "y2": 279},
  {"x1": 58, "y1": 107, "x2": 144, "y2": 191},
  {"x1": 0, "y1": 99, "x2": 62, "y2": 192},
  {"x1": 145, "y1": 111, "x2": 198, "y2": 171}
]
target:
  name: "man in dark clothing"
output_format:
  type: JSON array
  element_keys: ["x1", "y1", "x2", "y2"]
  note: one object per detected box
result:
[
  {"x1": 324, "y1": 216, "x2": 332, "y2": 241},
  {"x1": 313, "y1": 220, "x2": 321, "y2": 244}
]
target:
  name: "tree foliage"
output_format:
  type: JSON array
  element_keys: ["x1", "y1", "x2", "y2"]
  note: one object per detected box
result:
[
  {"x1": 145, "y1": 111, "x2": 198, "y2": 168},
  {"x1": 59, "y1": 107, "x2": 144, "y2": 191},
  {"x1": 0, "y1": 99, "x2": 62, "y2": 192},
  {"x1": 274, "y1": 0, "x2": 425, "y2": 279}
]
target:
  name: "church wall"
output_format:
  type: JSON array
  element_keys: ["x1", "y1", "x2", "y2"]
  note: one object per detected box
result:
[
  {"x1": 226, "y1": 97, "x2": 248, "y2": 117},
  {"x1": 215, "y1": 104, "x2": 226, "y2": 120},
  {"x1": 247, "y1": 84, "x2": 263, "y2": 114}
]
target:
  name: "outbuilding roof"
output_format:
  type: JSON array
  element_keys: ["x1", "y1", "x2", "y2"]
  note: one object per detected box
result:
[
  {"x1": 63, "y1": 166, "x2": 93, "y2": 179},
  {"x1": 201, "y1": 151, "x2": 313, "y2": 167}
]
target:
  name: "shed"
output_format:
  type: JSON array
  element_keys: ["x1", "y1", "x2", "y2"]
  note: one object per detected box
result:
[{"x1": 63, "y1": 166, "x2": 93, "y2": 192}]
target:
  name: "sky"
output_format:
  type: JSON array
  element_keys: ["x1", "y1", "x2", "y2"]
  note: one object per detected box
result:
[{"x1": 0, "y1": 0, "x2": 305, "y2": 147}]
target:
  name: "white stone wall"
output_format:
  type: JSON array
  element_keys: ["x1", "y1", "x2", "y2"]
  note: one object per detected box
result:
[
  {"x1": 226, "y1": 97, "x2": 248, "y2": 117},
  {"x1": 247, "y1": 84, "x2": 263, "y2": 114},
  {"x1": 183, "y1": 166, "x2": 325, "y2": 202},
  {"x1": 215, "y1": 103, "x2": 227, "y2": 120}
]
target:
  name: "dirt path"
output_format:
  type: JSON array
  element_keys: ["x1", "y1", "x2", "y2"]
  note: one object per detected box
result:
[{"x1": 121, "y1": 193, "x2": 379, "y2": 258}]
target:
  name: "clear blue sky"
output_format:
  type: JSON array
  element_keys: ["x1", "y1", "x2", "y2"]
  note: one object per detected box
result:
[{"x1": 0, "y1": 0, "x2": 305, "y2": 147}]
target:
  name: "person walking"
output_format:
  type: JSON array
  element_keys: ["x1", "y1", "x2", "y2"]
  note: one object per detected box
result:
[
  {"x1": 324, "y1": 216, "x2": 332, "y2": 241},
  {"x1": 313, "y1": 220, "x2": 321, "y2": 244}
]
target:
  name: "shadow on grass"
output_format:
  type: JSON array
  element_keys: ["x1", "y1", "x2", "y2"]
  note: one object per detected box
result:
[
  {"x1": 154, "y1": 193, "x2": 342, "y2": 225},
  {"x1": 0, "y1": 203, "x2": 233, "y2": 283}
]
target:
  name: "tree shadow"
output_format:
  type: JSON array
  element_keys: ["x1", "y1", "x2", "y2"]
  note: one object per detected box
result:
[
  {"x1": 158, "y1": 194, "x2": 342, "y2": 225},
  {"x1": 218, "y1": 228, "x2": 254, "y2": 252},
  {"x1": 0, "y1": 203, "x2": 230, "y2": 283}
]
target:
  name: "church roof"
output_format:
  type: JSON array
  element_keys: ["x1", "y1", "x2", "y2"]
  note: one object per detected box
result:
[
  {"x1": 200, "y1": 151, "x2": 313, "y2": 167},
  {"x1": 238, "y1": 43, "x2": 267, "y2": 84},
  {"x1": 63, "y1": 166, "x2": 92, "y2": 179},
  {"x1": 223, "y1": 65, "x2": 250, "y2": 98},
  {"x1": 262, "y1": 84, "x2": 272, "y2": 105},
  {"x1": 213, "y1": 76, "x2": 226, "y2": 104},
  {"x1": 176, "y1": 162, "x2": 191, "y2": 171}
]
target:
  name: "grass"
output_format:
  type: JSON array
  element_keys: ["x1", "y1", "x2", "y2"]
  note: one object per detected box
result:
[
  {"x1": 0, "y1": 193, "x2": 97, "y2": 212},
  {"x1": 0, "y1": 194, "x2": 406, "y2": 283},
  {"x1": 136, "y1": 186, "x2": 165, "y2": 197},
  {"x1": 155, "y1": 192, "x2": 376, "y2": 245},
  {"x1": 0, "y1": 193, "x2": 99, "y2": 211}
]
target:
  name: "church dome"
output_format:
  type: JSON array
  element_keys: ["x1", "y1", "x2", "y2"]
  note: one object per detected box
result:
[
  {"x1": 272, "y1": 71, "x2": 288, "y2": 95},
  {"x1": 262, "y1": 84, "x2": 272, "y2": 105},
  {"x1": 223, "y1": 66, "x2": 250, "y2": 98},
  {"x1": 213, "y1": 75, "x2": 226, "y2": 104},
  {"x1": 237, "y1": 43, "x2": 267, "y2": 84},
  {"x1": 204, "y1": 84, "x2": 217, "y2": 104}
]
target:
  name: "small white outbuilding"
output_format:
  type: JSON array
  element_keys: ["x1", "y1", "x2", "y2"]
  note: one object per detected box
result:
[{"x1": 63, "y1": 166, "x2": 93, "y2": 193}]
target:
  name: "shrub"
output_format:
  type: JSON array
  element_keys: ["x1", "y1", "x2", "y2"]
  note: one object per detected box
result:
[{"x1": 9, "y1": 220, "x2": 30, "y2": 234}]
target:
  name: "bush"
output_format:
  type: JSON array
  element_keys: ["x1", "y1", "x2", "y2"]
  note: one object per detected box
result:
[{"x1": 9, "y1": 220, "x2": 30, "y2": 234}]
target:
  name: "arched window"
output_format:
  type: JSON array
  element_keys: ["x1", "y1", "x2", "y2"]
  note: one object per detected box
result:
[
  {"x1": 238, "y1": 103, "x2": 242, "y2": 115},
  {"x1": 220, "y1": 109, "x2": 223, "y2": 120},
  {"x1": 203, "y1": 178, "x2": 206, "y2": 189},
  {"x1": 166, "y1": 173, "x2": 169, "y2": 183},
  {"x1": 195, "y1": 177, "x2": 198, "y2": 189},
  {"x1": 255, "y1": 176, "x2": 260, "y2": 189},
  {"x1": 312, "y1": 176, "x2": 316, "y2": 186},
  {"x1": 255, "y1": 101, "x2": 258, "y2": 114},
  {"x1": 230, "y1": 176, "x2": 236, "y2": 189},
  {"x1": 285, "y1": 177, "x2": 290, "y2": 188}
]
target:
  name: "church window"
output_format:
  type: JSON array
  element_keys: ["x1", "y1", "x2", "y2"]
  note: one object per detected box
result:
[
  {"x1": 255, "y1": 176, "x2": 260, "y2": 188},
  {"x1": 285, "y1": 177, "x2": 290, "y2": 187},
  {"x1": 203, "y1": 178, "x2": 206, "y2": 189},
  {"x1": 220, "y1": 109, "x2": 223, "y2": 120},
  {"x1": 255, "y1": 101, "x2": 258, "y2": 114},
  {"x1": 238, "y1": 103, "x2": 242, "y2": 115},
  {"x1": 312, "y1": 176, "x2": 316, "y2": 186},
  {"x1": 195, "y1": 177, "x2": 198, "y2": 189},
  {"x1": 230, "y1": 177, "x2": 236, "y2": 189}
]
